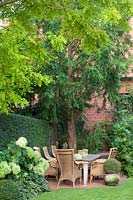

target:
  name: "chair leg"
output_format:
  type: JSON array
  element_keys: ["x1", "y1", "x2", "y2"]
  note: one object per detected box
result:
[
  {"x1": 90, "y1": 175, "x2": 93, "y2": 183},
  {"x1": 73, "y1": 181, "x2": 75, "y2": 188},
  {"x1": 56, "y1": 175, "x2": 58, "y2": 181},
  {"x1": 79, "y1": 176, "x2": 82, "y2": 184},
  {"x1": 57, "y1": 178, "x2": 61, "y2": 188}
]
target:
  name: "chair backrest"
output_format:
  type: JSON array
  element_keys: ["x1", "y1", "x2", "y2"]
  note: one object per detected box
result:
[
  {"x1": 43, "y1": 146, "x2": 54, "y2": 160},
  {"x1": 108, "y1": 148, "x2": 118, "y2": 159},
  {"x1": 51, "y1": 145, "x2": 56, "y2": 158},
  {"x1": 56, "y1": 149, "x2": 74, "y2": 179},
  {"x1": 91, "y1": 159, "x2": 105, "y2": 175}
]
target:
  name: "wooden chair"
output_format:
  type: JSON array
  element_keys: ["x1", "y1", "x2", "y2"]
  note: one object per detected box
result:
[
  {"x1": 51, "y1": 145, "x2": 56, "y2": 158},
  {"x1": 108, "y1": 148, "x2": 118, "y2": 159},
  {"x1": 56, "y1": 149, "x2": 82, "y2": 188},
  {"x1": 89, "y1": 147, "x2": 118, "y2": 183},
  {"x1": 44, "y1": 159, "x2": 58, "y2": 179},
  {"x1": 89, "y1": 159, "x2": 106, "y2": 183},
  {"x1": 43, "y1": 146, "x2": 55, "y2": 160},
  {"x1": 43, "y1": 146, "x2": 58, "y2": 179}
]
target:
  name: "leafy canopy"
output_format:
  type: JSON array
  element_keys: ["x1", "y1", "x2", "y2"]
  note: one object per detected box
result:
[
  {"x1": 0, "y1": 0, "x2": 132, "y2": 112},
  {"x1": 27, "y1": 20, "x2": 132, "y2": 126}
]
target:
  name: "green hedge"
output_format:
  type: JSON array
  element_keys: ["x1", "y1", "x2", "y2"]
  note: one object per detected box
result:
[{"x1": 0, "y1": 114, "x2": 49, "y2": 150}]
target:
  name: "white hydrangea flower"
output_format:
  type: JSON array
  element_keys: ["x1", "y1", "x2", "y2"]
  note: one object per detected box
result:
[
  {"x1": 33, "y1": 158, "x2": 49, "y2": 175},
  {"x1": 10, "y1": 162, "x2": 21, "y2": 175},
  {"x1": 23, "y1": 172, "x2": 28, "y2": 177},
  {"x1": 24, "y1": 146, "x2": 34, "y2": 159},
  {"x1": 0, "y1": 161, "x2": 11, "y2": 178},
  {"x1": 28, "y1": 164, "x2": 33, "y2": 170},
  {"x1": 33, "y1": 151, "x2": 41, "y2": 162},
  {"x1": 16, "y1": 137, "x2": 28, "y2": 147}
]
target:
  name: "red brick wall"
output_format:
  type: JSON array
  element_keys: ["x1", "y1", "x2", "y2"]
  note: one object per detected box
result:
[{"x1": 83, "y1": 97, "x2": 113, "y2": 131}]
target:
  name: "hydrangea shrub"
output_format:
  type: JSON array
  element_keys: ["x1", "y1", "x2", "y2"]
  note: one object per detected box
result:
[{"x1": 0, "y1": 137, "x2": 49, "y2": 179}]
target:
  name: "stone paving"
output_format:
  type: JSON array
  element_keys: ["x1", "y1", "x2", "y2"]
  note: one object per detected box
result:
[{"x1": 46, "y1": 176, "x2": 127, "y2": 190}]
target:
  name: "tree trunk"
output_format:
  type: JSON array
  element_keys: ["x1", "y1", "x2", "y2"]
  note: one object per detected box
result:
[
  {"x1": 50, "y1": 123, "x2": 57, "y2": 145},
  {"x1": 67, "y1": 111, "x2": 77, "y2": 151}
]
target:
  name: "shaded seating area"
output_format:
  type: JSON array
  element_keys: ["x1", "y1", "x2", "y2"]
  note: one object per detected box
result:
[
  {"x1": 56, "y1": 149, "x2": 82, "y2": 188},
  {"x1": 38, "y1": 145, "x2": 118, "y2": 186}
]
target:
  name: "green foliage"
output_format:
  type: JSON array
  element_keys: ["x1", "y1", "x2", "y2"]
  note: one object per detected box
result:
[
  {"x1": 88, "y1": 120, "x2": 111, "y2": 153},
  {"x1": 0, "y1": 179, "x2": 22, "y2": 200},
  {"x1": 113, "y1": 94, "x2": 133, "y2": 121},
  {"x1": 0, "y1": 0, "x2": 132, "y2": 112},
  {"x1": 104, "y1": 158, "x2": 121, "y2": 174},
  {"x1": 0, "y1": 114, "x2": 49, "y2": 150},
  {"x1": 0, "y1": 138, "x2": 49, "y2": 199},
  {"x1": 109, "y1": 115, "x2": 133, "y2": 177},
  {"x1": 47, "y1": 119, "x2": 89, "y2": 149},
  {"x1": 1, "y1": 0, "x2": 132, "y2": 46},
  {"x1": 0, "y1": 23, "x2": 51, "y2": 112},
  {"x1": 76, "y1": 120, "x2": 90, "y2": 150},
  {"x1": 17, "y1": 175, "x2": 50, "y2": 200},
  {"x1": 26, "y1": 19, "x2": 132, "y2": 149},
  {"x1": 0, "y1": 138, "x2": 49, "y2": 180}
]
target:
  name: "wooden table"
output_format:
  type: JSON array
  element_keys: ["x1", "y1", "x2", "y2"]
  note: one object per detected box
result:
[{"x1": 75, "y1": 153, "x2": 108, "y2": 185}]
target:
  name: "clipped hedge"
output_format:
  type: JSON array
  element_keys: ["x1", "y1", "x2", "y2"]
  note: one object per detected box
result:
[
  {"x1": 104, "y1": 158, "x2": 121, "y2": 174},
  {"x1": 0, "y1": 114, "x2": 49, "y2": 150}
]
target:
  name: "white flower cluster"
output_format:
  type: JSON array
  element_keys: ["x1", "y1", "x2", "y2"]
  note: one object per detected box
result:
[
  {"x1": 0, "y1": 161, "x2": 21, "y2": 179},
  {"x1": 10, "y1": 162, "x2": 21, "y2": 175},
  {"x1": 33, "y1": 158, "x2": 49, "y2": 175},
  {"x1": 16, "y1": 137, "x2": 49, "y2": 175},
  {"x1": 0, "y1": 161, "x2": 11, "y2": 178},
  {"x1": 24, "y1": 147, "x2": 35, "y2": 159},
  {"x1": 0, "y1": 137, "x2": 49, "y2": 179},
  {"x1": 16, "y1": 137, "x2": 28, "y2": 147}
]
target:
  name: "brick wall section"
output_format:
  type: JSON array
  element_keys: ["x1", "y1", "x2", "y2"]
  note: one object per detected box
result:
[
  {"x1": 83, "y1": 97, "x2": 113, "y2": 131},
  {"x1": 84, "y1": 17, "x2": 133, "y2": 131}
]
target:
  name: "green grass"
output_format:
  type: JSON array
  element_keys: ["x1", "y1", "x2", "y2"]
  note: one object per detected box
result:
[{"x1": 32, "y1": 178, "x2": 133, "y2": 200}]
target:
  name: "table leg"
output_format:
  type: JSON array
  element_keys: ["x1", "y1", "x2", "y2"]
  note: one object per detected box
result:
[{"x1": 83, "y1": 163, "x2": 88, "y2": 185}]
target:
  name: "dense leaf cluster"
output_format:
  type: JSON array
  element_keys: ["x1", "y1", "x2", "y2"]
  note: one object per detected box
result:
[
  {"x1": 0, "y1": 179, "x2": 22, "y2": 200},
  {"x1": 0, "y1": 0, "x2": 132, "y2": 111},
  {"x1": 109, "y1": 115, "x2": 133, "y2": 177},
  {"x1": 31, "y1": 20, "x2": 132, "y2": 127},
  {"x1": 0, "y1": 113, "x2": 49, "y2": 150},
  {"x1": 104, "y1": 158, "x2": 121, "y2": 174}
]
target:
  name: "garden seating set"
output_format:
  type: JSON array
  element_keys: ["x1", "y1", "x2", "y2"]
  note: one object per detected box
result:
[{"x1": 34, "y1": 146, "x2": 117, "y2": 188}]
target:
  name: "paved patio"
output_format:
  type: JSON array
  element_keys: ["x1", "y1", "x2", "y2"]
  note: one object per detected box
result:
[
  {"x1": 46, "y1": 176, "x2": 127, "y2": 190},
  {"x1": 47, "y1": 177, "x2": 106, "y2": 190}
]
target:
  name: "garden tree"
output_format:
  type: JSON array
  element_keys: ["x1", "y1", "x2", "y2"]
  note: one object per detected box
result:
[
  {"x1": 25, "y1": 20, "x2": 132, "y2": 149},
  {"x1": 0, "y1": 23, "x2": 51, "y2": 112},
  {"x1": 0, "y1": 0, "x2": 132, "y2": 111}
]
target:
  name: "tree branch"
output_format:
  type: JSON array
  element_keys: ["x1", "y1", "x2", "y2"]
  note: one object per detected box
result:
[{"x1": 0, "y1": 0, "x2": 19, "y2": 7}]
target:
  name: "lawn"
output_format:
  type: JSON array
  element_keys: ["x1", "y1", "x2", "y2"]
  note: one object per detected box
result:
[{"x1": 32, "y1": 178, "x2": 133, "y2": 200}]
